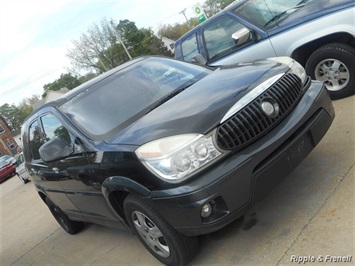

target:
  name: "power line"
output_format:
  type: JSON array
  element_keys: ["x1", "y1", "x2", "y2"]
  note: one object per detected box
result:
[{"x1": 179, "y1": 8, "x2": 191, "y2": 27}]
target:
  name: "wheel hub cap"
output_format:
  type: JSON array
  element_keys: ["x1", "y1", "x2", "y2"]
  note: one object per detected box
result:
[
  {"x1": 315, "y1": 58, "x2": 350, "y2": 92},
  {"x1": 132, "y1": 211, "x2": 170, "y2": 258}
]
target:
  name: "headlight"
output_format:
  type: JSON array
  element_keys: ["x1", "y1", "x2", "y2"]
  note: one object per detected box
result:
[
  {"x1": 269, "y1": 57, "x2": 307, "y2": 85},
  {"x1": 136, "y1": 134, "x2": 222, "y2": 182}
]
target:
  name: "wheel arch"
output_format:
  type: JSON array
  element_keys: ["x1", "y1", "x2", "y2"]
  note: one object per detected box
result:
[
  {"x1": 38, "y1": 191, "x2": 48, "y2": 203},
  {"x1": 291, "y1": 32, "x2": 355, "y2": 66},
  {"x1": 102, "y1": 176, "x2": 151, "y2": 222}
]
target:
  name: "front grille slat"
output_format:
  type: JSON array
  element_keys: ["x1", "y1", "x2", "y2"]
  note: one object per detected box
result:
[{"x1": 216, "y1": 73, "x2": 304, "y2": 151}]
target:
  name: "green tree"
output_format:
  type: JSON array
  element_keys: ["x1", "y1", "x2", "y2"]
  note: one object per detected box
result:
[
  {"x1": 117, "y1": 20, "x2": 143, "y2": 45},
  {"x1": 42, "y1": 73, "x2": 81, "y2": 98},
  {"x1": 203, "y1": 0, "x2": 236, "y2": 17},
  {"x1": 78, "y1": 72, "x2": 98, "y2": 84},
  {"x1": 43, "y1": 73, "x2": 81, "y2": 92},
  {"x1": 67, "y1": 18, "x2": 125, "y2": 73},
  {"x1": 115, "y1": 20, "x2": 173, "y2": 58},
  {"x1": 158, "y1": 18, "x2": 198, "y2": 41},
  {"x1": 140, "y1": 28, "x2": 173, "y2": 57},
  {"x1": 67, "y1": 18, "x2": 182, "y2": 74},
  {"x1": 0, "y1": 99, "x2": 34, "y2": 132}
]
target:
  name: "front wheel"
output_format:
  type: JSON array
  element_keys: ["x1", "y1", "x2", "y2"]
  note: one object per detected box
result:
[
  {"x1": 124, "y1": 194, "x2": 199, "y2": 266},
  {"x1": 45, "y1": 197, "x2": 84, "y2": 234},
  {"x1": 305, "y1": 43, "x2": 355, "y2": 99}
]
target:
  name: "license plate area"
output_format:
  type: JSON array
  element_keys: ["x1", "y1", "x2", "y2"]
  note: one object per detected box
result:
[{"x1": 286, "y1": 132, "x2": 314, "y2": 169}]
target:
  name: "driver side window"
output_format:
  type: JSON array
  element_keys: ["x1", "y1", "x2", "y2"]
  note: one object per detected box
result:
[
  {"x1": 41, "y1": 114, "x2": 71, "y2": 145},
  {"x1": 203, "y1": 16, "x2": 248, "y2": 61},
  {"x1": 29, "y1": 120, "x2": 43, "y2": 160}
]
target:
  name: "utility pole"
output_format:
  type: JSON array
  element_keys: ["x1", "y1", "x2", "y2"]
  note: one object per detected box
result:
[
  {"x1": 180, "y1": 8, "x2": 190, "y2": 28},
  {"x1": 98, "y1": 57, "x2": 108, "y2": 72},
  {"x1": 110, "y1": 20, "x2": 132, "y2": 60}
]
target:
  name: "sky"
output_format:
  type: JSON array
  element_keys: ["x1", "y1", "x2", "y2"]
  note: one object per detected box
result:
[{"x1": 0, "y1": 0, "x2": 198, "y2": 106}]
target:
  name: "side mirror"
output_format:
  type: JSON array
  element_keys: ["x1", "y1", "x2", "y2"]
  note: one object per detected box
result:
[
  {"x1": 191, "y1": 54, "x2": 207, "y2": 65},
  {"x1": 39, "y1": 138, "x2": 74, "y2": 163},
  {"x1": 231, "y1": 27, "x2": 252, "y2": 46}
]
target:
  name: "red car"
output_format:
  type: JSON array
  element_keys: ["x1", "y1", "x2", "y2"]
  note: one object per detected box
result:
[{"x1": 0, "y1": 160, "x2": 16, "y2": 182}]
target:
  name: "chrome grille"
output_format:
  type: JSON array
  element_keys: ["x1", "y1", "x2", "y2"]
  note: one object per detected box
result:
[{"x1": 216, "y1": 73, "x2": 304, "y2": 150}]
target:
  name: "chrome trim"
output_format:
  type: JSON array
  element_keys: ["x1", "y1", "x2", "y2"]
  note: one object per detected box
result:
[{"x1": 220, "y1": 73, "x2": 284, "y2": 123}]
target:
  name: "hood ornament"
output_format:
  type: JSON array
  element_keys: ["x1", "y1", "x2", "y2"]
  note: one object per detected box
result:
[{"x1": 261, "y1": 99, "x2": 279, "y2": 118}]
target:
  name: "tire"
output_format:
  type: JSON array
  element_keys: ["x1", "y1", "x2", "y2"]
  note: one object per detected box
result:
[
  {"x1": 17, "y1": 174, "x2": 29, "y2": 184},
  {"x1": 45, "y1": 197, "x2": 84, "y2": 235},
  {"x1": 124, "y1": 194, "x2": 199, "y2": 266},
  {"x1": 305, "y1": 43, "x2": 355, "y2": 99}
]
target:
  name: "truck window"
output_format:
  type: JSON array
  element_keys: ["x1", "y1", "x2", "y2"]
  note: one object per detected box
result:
[
  {"x1": 234, "y1": 0, "x2": 305, "y2": 27},
  {"x1": 203, "y1": 16, "x2": 247, "y2": 61},
  {"x1": 181, "y1": 33, "x2": 199, "y2": 62},
  {"x1": 28, "y1": 120, "x2": 43, "y2": 160}
]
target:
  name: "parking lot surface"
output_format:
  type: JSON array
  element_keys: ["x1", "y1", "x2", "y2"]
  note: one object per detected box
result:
[{"x1": 1, "y1": 95, "x2": 354, "y2": 265}]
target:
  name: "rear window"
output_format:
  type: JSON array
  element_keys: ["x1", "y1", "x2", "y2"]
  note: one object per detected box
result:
[{"x1": 60, "y1": 58, "x2": 210, "y2": 138}]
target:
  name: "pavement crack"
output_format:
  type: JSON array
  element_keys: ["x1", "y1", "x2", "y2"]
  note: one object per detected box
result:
[
  {"x1": 10, "y1": 227, "x2": 61, "y2": 265},
  {"x1": 276, "y1": 162, "x2": 355, "y2": 265}
]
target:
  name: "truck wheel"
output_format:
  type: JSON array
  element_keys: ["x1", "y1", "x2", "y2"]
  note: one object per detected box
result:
[
  {"x1": 124, "y1": 194, "x2": 199, "y2": 265},
  {"x1": 45, "y1": 197, "x2": 84, "y2": 234},
  {"x1": 305, "y1": 43, "x2": 355, "y2": 99},
  {"x1": 17, "y1": 174, "x2": 29, "y2": 184}
]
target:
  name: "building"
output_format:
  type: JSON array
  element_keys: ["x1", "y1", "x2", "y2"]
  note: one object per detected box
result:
[
  {"x1": 0, "y1": 116, "x2": 20, "y2": 156},
  {"x1": 161, "y1": 37, "x2": 175, "y2": 54},
  {"x1": 32, "y1": 88, "x2": 70, "y2": 110}
]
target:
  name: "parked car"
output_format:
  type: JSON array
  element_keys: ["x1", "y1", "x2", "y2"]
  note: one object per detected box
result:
[
  {"x1": 0, "y1": 154, "x2": 17, "y2": 167},
  {"x1": 0, "y1": 159, "x2": 16, "y2": 183},
  {"x1": 174, "y1": 0, "x2": 355, "y2": 99},
  {"x1": 16, "y1": 152, "x2": 30, "y2": 184},
  {"x1": 21, "y1": 56, "x2": 334, "y2": 265}
]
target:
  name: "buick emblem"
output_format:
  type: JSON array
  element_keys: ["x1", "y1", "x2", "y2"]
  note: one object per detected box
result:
[{"x1": 261, "y1": 99, "x2": 279, "y2": 118}]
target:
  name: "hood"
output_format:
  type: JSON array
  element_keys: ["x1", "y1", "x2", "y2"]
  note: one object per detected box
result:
[{"x1": 106, "y1": 59, "x2": 289, "y2": 146}]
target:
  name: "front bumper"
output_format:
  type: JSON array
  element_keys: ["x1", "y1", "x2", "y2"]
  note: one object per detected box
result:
[{"x1": 149, "y1": 81, "x2": 334, "y2": 236}]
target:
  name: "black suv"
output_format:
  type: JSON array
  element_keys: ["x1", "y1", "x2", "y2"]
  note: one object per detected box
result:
[{"x1": 22, "y1": 56, "x2": 334, "y2": 265}]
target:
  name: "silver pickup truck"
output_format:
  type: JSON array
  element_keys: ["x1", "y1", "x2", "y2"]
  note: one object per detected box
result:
[{"x1": 174, "y1": 0, "x2": 355, "y2": 99}]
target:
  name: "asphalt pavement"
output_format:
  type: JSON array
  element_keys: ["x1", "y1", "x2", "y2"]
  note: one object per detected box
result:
[{"x1": 1, "y1": 95, "x2": 354, "y2": 265}]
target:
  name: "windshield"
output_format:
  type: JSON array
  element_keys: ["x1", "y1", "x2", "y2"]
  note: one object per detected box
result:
[
  {"x1": 0, "y1": 155, "x2": 11, "y2": 163},
  {"x1": 0, "y1": 161, "x2": 8, "y2": 167},
  {"x1": 60, "y1": 57, "x2": 210, "y2": 138},
  {"x1": 234, "y1": 0, "x2": 309, "y2": 27}
]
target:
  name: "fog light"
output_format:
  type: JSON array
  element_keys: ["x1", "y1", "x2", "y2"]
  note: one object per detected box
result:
[{"x1": 201, "y1": 203, "x2": 212, "y2": 218}]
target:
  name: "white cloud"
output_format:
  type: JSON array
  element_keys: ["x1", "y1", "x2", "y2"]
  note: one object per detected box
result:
[
  {"x1": 0, "y1": 1, "x2": 66, "y2": 55},
  {"x1": 0, "y1": 0, "x2": 199, "y2": 105}
]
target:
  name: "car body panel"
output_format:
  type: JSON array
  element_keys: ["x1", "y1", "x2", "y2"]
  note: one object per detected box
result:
[
  {"x1": 0, "y1": 154, "x2": 17, "y2": 167},
  {"x1": 268, "y1": 8, "x2": 355, "y2": 58},
  {"x1": 0, "y1": 161, "x2": 16, "y2": 181},
  {"x1": 16, "y1": 152, "x2": 31, "y2": 183},
  {"x1": 106, "y1": 59, "x2": 288, "y2": 145},
  {"x1": 174, "y1": 0, "x2": 355, "y2": 66},
  {"x1": 149, "y1": 82, "x2": 334, "y2": 235},
  {"x1": 21, "y1": 56, "x2": 334, "y2": 239}
]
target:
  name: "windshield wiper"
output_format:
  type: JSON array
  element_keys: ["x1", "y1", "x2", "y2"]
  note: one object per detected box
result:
[
  {"x1": 147, "y1": 84, "x2": 193, "y2": 112},
  {"x1": 264, "y1": 4, "x2": 305, "y2": 27},
  {"x1": 296, "y1": 0, "x2": 309, "y2": 6}
]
